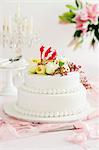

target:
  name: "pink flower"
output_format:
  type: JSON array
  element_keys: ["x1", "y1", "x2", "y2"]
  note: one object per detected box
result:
[
  {"x1": 86, "y1": 4, "x2": 99, "y2": 24},
  {"x1": 75, "y1": 10, "x2": 89, "y2": 32},
  {"x1": 75, "y1": 4, "x2": 99, "y2": 32},
  {"x1": 76, "y1": 21, "x2": 88, "y2": 33},
  {"x1": 79, "y1": 8, "x2": 89, "y2": 22}
]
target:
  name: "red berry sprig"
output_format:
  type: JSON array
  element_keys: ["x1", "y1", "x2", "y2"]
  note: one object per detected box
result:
[
  {"x1": 68, "y1": 62, "x2": 81, "y2": 72},
  {"x1": 80, "y1": 71, "x2": 92, "y2": 90}
]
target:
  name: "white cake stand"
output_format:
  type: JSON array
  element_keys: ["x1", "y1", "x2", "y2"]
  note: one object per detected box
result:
[
  {"x1": 0, "y1": 58, "x2": 28, "y2": 96},
  {"x1": 3, "y1": 101, "x2": 94, "y2": 123}
]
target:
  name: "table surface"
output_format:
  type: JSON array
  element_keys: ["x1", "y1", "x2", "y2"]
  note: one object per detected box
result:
[{"x1": 0, "y1": 96, "x2": 99, "y2": 150}]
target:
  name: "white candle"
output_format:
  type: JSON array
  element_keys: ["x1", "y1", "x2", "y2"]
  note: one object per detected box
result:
[
  {"x1": 8, "y1": 16, "x2": 12, "y2": 33},
  {"x1": 6, "y1": 17, "x2": 9, "y2": 33},
  {"x1": 24, "y1": 18, "x2": 28, "y2": 33},
  {"x1": 3, "y1": 17, "x2": 6, "y2": 32},
  {"x1": 29, "y1": 17, "x2": 33, "y2": 34},
  {"x1": 17, "y1": 3, "x2": 21, "y2": 18},
  {"x1": 3, "y1": 16, "x2": 9, "y2": 33}
]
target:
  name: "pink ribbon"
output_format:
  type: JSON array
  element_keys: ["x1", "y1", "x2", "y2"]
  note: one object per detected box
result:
[
  {"x1": 0, "y1": 119, "x2": 19, "y2": 140},
  {"x1": 66, "y1": 121, "x2": 99, "y2": 150}
]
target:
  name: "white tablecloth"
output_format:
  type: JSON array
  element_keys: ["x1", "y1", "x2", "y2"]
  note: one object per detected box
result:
[{"x1": 0, "y1": 96, "x2": 99, "y2": 150}]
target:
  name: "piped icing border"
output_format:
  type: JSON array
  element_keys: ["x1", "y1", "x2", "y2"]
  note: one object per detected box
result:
[
  {"x1": 20, "y1": 83, "x2": 82, "y2": 95},
  {"x1": 14, "y1": 103, "x2": 90, "y2": 118}
]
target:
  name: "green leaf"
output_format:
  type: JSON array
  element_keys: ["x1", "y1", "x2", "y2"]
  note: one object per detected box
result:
[
  {"x1": 75, "y1": 0, "x2": 83, "y2": 9},
  {"x1": 91, "y1": 38, "x2": 96, "y2": 47},
  {"x1": 98, "y1": 17, "x2": 99, "y2": 23},
  {"x1": 59, "y1": 11, "x2": 76, "y2": 23},
  {"x1": 59, "y1": 61, "x2": 65, "y2": 67},
  {"x1": 66, "y1": 4, "x2": 77, "y2": 11},
  {"x1": 74, "y1": 30, "x2": 82, "y2": 37},
  {"x1": 94, "y1": 27, "x2": 99, "y2": 41},
  {"x1": 87, "y1": 24, "x2": 95, "y2": 32},
  {"x1": 75, "y1": 0, "x2": 79, "y2": 7},
  {"x1": 59, "y1": 15, "x2": 68, "y2": 22},
  {"x1": 65, "y1": 11, "x2": 75, "y2": 18}
]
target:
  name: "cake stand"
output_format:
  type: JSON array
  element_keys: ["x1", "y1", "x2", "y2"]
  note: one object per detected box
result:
[{"x1": 0, "y1": 58, "x2": 28, "y2": 96}]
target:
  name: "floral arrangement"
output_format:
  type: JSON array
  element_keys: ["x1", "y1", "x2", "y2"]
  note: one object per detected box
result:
[
  {"x1": 59, "y1": 0, "x2": 99, "y2": 49},
  {"x1": 29, "y1": 45, "x2": 92, "y2": 89},
  {"x1": 29, "y1": 45, "x2": 81, "y2": 76}
]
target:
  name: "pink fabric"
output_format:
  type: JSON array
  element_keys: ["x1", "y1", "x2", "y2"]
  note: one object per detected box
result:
[
  {"x1": 0, "y1": 79, "x2": 99, "y2": 148},
  {"x1": 65, "y1": 121, "x2": 99, "y2": 150},
  {"x1": 64, "y1": 78, "x2": 99, "y2": 150}
]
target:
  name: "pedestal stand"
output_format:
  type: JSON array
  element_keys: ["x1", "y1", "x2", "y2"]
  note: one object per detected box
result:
[{"x1": 0, "y1": 58, "x2": 28, "y2": 96}]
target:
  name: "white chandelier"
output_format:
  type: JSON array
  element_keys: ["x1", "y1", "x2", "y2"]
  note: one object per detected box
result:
[{"x1": 0, "y1": 5, "x2": 33, "y2": 59}]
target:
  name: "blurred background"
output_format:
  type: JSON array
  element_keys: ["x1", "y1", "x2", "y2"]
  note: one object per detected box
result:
[{"x1": 0, "y1": 0, "x2": 99, "y2": 83}]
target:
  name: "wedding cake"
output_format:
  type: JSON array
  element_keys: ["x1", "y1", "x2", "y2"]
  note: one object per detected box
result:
[{"x1": 10, "y1": 45, "x2": 91, "y2": 122}]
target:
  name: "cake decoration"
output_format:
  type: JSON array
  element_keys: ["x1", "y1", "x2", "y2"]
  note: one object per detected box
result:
[
  {"x1": 28, "y1": 45, "x2": 92, "y2": 90},
  {"x1": 4, "y1": 45, "x2": 92, "y2": 122},
  {"x1": 29, "y1": 46, "x2": 81, "y2": 76}
]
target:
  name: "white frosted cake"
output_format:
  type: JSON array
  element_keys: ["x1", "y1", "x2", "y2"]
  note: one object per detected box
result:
[
  {"x1": 16, "y1": 72, "x2": 88, "y2": 117},
  {"x1": 13, "y1": 46, "x2": 91, "y2": 120}
]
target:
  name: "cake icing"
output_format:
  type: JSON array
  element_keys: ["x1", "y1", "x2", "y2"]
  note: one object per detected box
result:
[
  {"x1": 23, "y1": 72, "x2": 80, "y2": 90},
  {"x1": 16, "y1": 76, "x2": 87, "y2": 117},
  {"x1": 15, "y1": 46, "x2": 90, "y2": 119}
]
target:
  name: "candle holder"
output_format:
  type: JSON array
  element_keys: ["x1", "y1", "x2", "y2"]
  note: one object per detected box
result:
[
  {"x1": 0, "y1": 6, "x2": 34, "y2": 96},
  {"x1": 0, "y1": 8, "x2": 33, "y2": 57}
]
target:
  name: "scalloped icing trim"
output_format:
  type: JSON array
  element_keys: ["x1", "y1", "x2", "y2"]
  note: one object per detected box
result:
[
  {"x1": 14, "y1": 103, "x2": 90, "y2": 118},
  {"x1": 20, "y1": 83, "x2": 81, "y2": 95}
]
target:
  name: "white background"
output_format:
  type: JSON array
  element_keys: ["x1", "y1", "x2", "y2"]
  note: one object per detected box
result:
[
  {"x1": 0, "y1": 0, "x2": 99, "y2": 78},
  {"x1": 0, "y1": 1, "x2": 99, "y2": 149}
]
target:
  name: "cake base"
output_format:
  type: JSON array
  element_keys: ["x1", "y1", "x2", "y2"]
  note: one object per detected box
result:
[{"x1": 4, "y1": 102, "x2": 94, "y2": 123}]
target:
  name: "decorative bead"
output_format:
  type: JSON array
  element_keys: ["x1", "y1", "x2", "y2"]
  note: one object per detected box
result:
[
  {"x1": 48, "y1": 89, "x2": 53, "y2": 94},
  {"x1": 50, "y1": 112, "x2": 54, "y2": 117},
  {"x1": 39, "y1": 89, "x2": 42, "y2": 94},
  {"x1": 40, "y1": 112, "x2": 45, "y2": 117},
  {"x1": 55, "y1": 112, "x2": 60, "y2": 117},
  {"x1": 43, "y1": 90, "x2": 47, "y2": 94},
  {"x1": 52, "y1": 89, "x2": 56, "y2": 94},
  {"x1": 20, "y1": 84, "x2": 81, "y2": 95},
  {"x1": 59, "y1": 112, "x2": 64, "y2": 117},
  {"x1": 45, "y1": 112, "x2": 50, "y2": 117}
]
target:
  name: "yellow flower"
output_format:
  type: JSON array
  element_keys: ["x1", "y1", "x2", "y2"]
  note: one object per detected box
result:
[
  {"x1": 28, "y1": 62, "x2": 37, "y2": 74},
  {"x1": 36, "y1": 65, "x2": 46, "y2": 74},
  {"x1": 32, "y1": 59, "x2": 41, "y2": 63},
  {"x1": 29, "y1": 67, "x2": 36, "y2": 74}
]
